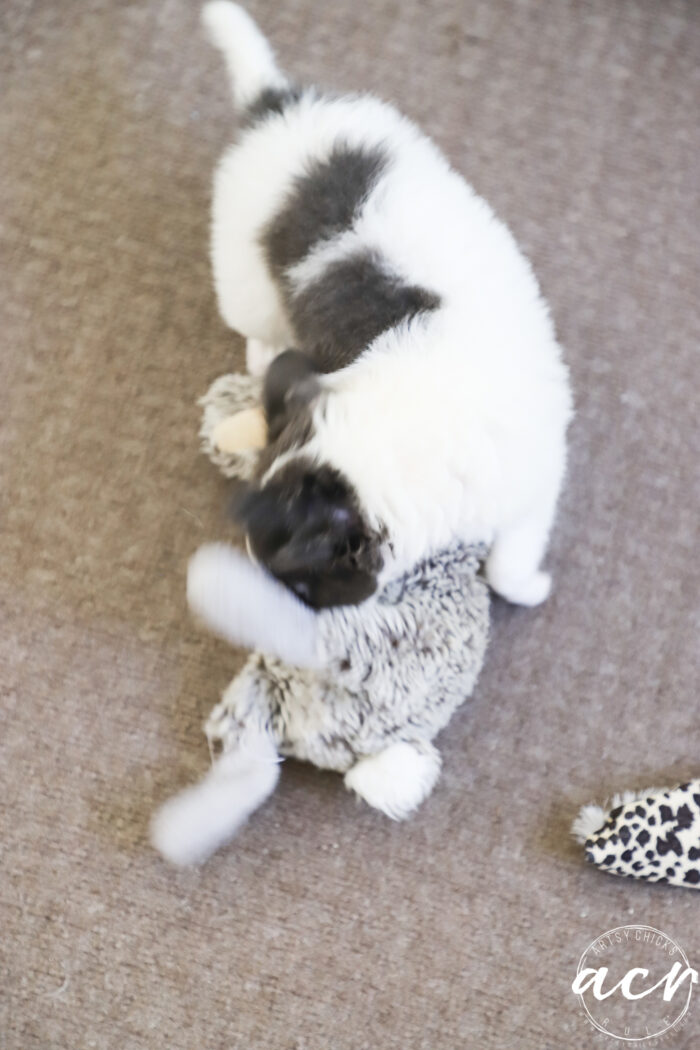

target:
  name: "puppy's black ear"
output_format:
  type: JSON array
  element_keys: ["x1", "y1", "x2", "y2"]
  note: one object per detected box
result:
[
  {"x1": 227, "y1": 479, "x2": 273, "y2": 537},
  {"x1": 263, "y1": 349, "x2": 320, "y2": 441}
]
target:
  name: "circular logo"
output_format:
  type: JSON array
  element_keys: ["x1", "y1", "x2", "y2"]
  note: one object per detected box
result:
[{"x1": 572, "y1": 925, "x2": 697, "y2": 1042}]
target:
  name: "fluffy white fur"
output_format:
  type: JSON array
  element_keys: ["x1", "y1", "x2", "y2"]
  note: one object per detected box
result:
[
  {"x1": 187, "y1": 543, "x2": 323, "y2": 668},
  {"x1": 150, "y1": 730, "x2": 280, "y2": 866},
  {"x1": 202, "y1": 2, "x2": 286, "y2": 110},
  {"x1": 571, "y1": 790, "x2": 664, "y2": 844},
  {"x1": 344, "y1": 742, "x2": 442, "y2": 821},
  {"x1": 204, "y1": 2, "x2": 573, "y2": 604}
]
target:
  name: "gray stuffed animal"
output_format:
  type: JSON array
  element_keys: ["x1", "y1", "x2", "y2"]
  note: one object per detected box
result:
[{"x1": 151, "y1": 374, "x2": 490, "y2": 865}]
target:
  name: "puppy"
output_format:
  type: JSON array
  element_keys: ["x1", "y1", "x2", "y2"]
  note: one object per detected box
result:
[{"x1": 203, "y1": 2, "x2": 574, "y2": 609}]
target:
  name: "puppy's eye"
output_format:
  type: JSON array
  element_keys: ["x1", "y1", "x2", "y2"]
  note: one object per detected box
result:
[
  {"x1": 338, "y1": 533, "x2": 363, "y2": 562},
  {"x1": 347, "y1": 533, "x2": 362, "y2": 554}
]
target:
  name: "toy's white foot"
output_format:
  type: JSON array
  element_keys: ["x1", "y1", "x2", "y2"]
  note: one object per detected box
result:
[
  {"x1": 344, "y1": 742, "x2": 441, "y2": 820},
  {"x1": 150, "y1": 731, "x2": 280, "y2": 866},
  {"x1": 246, "y1": 338, "x2": 280, "y2": 377},
  {"x1": 486, "y1": 567, "x2": 551, "y2": 607}
]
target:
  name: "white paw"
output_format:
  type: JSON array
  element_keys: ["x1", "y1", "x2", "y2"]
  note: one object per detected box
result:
[
  {"x1": 488, "y1": 569, "x2": 551, "y2": 607},
  {"x1": 246, "y1": 338, "x2": 279, "y2": 377},
  {"x1": 150, "y1": 781, "x2": 220, "y2": 867},
  {"x1": 344, "y1": 743, "x2": 441, "y2": 820},
  {"x1": 151, "y1": 739, "x2": 280, "y2": 866}
]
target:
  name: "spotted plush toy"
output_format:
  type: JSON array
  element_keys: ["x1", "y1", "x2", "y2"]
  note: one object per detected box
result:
[
  {"x1": 150, "y1": 372, "x2": 490, "y2": 865},
  {"x1": 573, "y1": 782, "x2": 700, "y2": 889}
]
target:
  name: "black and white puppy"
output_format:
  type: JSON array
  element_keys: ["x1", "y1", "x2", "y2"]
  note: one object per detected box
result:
[{"x1": 204, "y1": 2, "x2": 573, "y2": 609}]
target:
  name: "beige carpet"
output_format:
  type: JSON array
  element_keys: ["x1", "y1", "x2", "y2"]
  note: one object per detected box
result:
[{"x1": 2, "y1": 1, "x2": 699, "y2": 1047}]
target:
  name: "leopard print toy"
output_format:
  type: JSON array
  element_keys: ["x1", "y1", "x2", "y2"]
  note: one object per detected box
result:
[{"x1": 573, "y1": 782, "x2": 700, "y2": 889}]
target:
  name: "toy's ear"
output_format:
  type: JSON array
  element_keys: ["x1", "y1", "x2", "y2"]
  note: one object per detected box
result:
[
  {"x1": 212, "y1": 406, "x2": 267, "y2": 454},
  {"x1": 263, "y1": 349, "x2": 320, "y2": 441}
]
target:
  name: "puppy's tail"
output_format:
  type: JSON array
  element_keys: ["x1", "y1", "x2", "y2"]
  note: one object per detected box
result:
[{"x1": 202, "y1": 2, "x2": 288, "y2": 112}]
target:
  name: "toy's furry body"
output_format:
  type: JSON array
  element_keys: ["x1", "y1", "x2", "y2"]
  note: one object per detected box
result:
[
  {"x1": 205, "y1": 542, "x2": 489, "y2": 774},
  {"x1": 203, "y1": 2, "x2": 573, "y2": 609},
  {"x1": 151, "y1": 375, "x2": 490, "y2": 865}
]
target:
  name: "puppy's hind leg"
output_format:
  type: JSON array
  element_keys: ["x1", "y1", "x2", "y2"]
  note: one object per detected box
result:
[
  {"x1": 344, "y1": 742, "x2": 441, "y2": 820},
  {"x1": 246, "y1": 337, "x2": 284, "y2": 377},
  {"x1": 486, "y1": 489, "x2": 560, "y2": 607}
]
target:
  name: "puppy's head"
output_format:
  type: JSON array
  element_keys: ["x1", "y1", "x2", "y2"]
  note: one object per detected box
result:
[{"x1": 231, "y1": 458, "x2": 383, "y2": 609}]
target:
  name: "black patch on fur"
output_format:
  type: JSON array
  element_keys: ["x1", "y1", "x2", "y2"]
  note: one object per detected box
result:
[
  {"x1": 253, "y1": 349, "x2": 321, "y2": 480},
  {"x1": 262, "y1": 348, "x2": 320, "y2": 441},
  {"x1": 675, "y1": 803, "x2": 693, "y2": 827},
  {"x1": 242, "y1": 85, "x2": 303, "y2": 128},
  {"x1": 657, "y1": 831, "x2": 683, "y2": 858},
  {"x1": 288, "y1": 250, "x2": 440, "y2": 372},
  {"x1": 684, "y1": 869, "x2": 700, "y2": 884},
  {"x1": 264, "y1": 145, "x2": 386, "y2": 276},
  {"x1": 261, "y1": 145, "x2": 440, "y2": 371}
]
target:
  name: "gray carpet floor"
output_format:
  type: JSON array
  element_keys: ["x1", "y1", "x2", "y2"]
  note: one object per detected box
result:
[{"x1": 1, "y1": 1, "x2": 699, "y2": 1047}]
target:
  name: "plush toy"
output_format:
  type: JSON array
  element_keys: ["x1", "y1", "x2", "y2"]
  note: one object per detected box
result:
[
  {"x1": 150, "y1": 373, "x2": 490, "y2": 865},
  {"x1": 572, "y1": 782, "x2": 700, "y2": 889},
  {"x1": 198, "y1": 371, "x2": 265, "y2": 478}
]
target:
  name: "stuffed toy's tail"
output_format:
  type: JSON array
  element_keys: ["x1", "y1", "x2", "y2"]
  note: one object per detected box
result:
[
  {"x1": 202, "y1": 2, "x2": 288, "y2": 111},
  {"x1": 150, "y1": 729, "x2": 280, "y2": 865}
]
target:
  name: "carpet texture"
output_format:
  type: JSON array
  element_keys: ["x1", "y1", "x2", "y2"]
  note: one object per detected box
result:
[{"x1": 1, "y1": 2, "x2": 699, "y2": 1047}]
